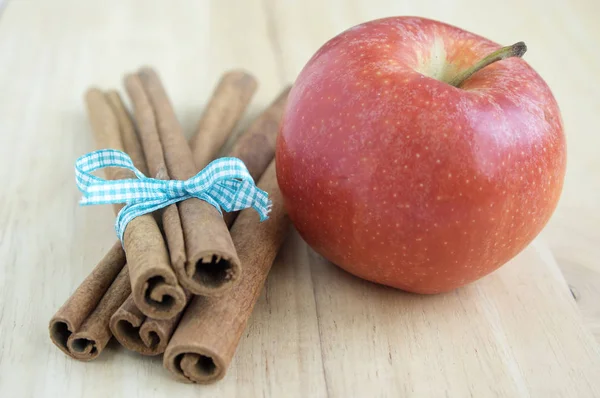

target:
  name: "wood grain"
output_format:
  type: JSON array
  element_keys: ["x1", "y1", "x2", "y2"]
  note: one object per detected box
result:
[
  {"x1": 308, "y1": 240, "x2": 600, "y2": 397},
  {"x1": 0, "y1": 0, "x2": 599, "y2": 396}
]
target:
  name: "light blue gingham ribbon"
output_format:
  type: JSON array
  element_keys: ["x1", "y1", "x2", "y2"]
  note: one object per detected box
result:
[{"x1": 75, "y1": 149, "x2": 271, "y2": 243}]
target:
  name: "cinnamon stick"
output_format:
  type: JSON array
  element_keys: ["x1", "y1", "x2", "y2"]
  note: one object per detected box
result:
[
  {"x1": 49, "y1": 89, "x2": 144, "y2": 360},
  {"x1": 222, "y1": 85, "x2": 291, "y2": 226},
  {"x1": 108, "y1": 86, "x2": 187, "y2": 320},
  {"x1": 82, "y1": 89, "x2": 134, "y2": 212},
  {"x1": 122, "y1": 74, "x2": 187, "y2": 320},
  {"x1": 163, "y1": 161, "x2": 290, "y2": 383},
  {"x1": 110, "y1": 84, "x2": 289, "y2": 356},
  {"x1": 109, "y1": 294, "x2": 178, "y2": 355},
  {"x1": 65, "y1": 265, "x2": 131, "y2": 360},
  {"x1": 105, "y1": 90, "x2": 149, "y2": 176},
  {"x1": 110, "y1": 70, "x2": 257, "y2": 356},
  {"x1": 136, "y1": 67, "x2": 241, "y2": 297},
  {"x1": 190, "y1": 70, "x2": 258, "y2": 168},
  {"x1": 49, "y1": 241, "x2": 126, "y2": 360}
]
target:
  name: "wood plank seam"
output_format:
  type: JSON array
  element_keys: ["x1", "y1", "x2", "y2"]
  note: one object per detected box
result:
[
  {"x1": 0, "y1": 0, "x2": 10, "y2": 24},
  {"x1": 261, "y1": 0, "x2": 287, "y2": 85},
  {"x1": 308, "y1": 247, "x2": 332, "y2": 398}
]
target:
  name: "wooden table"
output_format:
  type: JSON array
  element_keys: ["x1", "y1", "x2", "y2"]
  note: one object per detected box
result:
[{"x1": 1, "y1": 1, "x2": 599, "y2": 396}]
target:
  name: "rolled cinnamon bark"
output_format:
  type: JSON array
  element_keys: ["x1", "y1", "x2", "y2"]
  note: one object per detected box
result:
[
  {"x1": 110, "y1": 71, "x2": 257, "y2": 355},
  {"x1": 190, "y1": 70, "x2": 258, "y2": 168},
  {"x1": 222, "y1": 85, "x2": 291, "y2": 226},
  {"x1": 109, "y1": 294, "x2": 179, "y2": 355},
  {"x1": 49, "y1": 90, "x2": 145, "y2": 360},
  {"x1": 65, "y1": 265, "x2": 131, "y2": 361},
  {"x1": 163, "y1": 161, "x2": 290, "y2": 383},
  {"x1": 49, "y1": 241, "x2": 126, "y2": 359},
  {"x1": 110, "y1": 84, "x2": 289, "y2": 356},
  {"x1": 82, "y1": 89, "x2": 133, "y2": 213},
  {"x1": 122, "y1": 74, "x2": 187, "y2": 320},
  {"x1": 137, "y1": 67, "x2": 241, "y2": 297},
  {"x1": 105, "y1": 90, "x2": 149, "y2": 176}
]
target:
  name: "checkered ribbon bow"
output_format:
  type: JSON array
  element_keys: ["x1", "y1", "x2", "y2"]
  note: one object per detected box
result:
[{"x1": 75, "y1": 149, "x2": 271, "y2": 242}]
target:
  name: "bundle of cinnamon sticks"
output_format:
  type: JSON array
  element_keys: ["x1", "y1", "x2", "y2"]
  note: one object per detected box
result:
[{"x1": 49, "y1": 67, "x2": 292, "y2": 384}]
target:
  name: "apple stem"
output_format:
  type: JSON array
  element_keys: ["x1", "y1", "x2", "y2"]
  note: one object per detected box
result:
[{"x1": 449, "y1": 42, "x2": 527, "y2": 88}]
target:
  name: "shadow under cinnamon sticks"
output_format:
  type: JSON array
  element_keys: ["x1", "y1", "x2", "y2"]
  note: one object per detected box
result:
[{"x1": 110, "y1": 80, "x2": 291, "y2": 356}]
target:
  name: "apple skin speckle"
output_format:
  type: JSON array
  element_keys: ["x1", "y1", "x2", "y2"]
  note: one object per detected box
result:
[{"x1": 275, "y1": 16, "x2": 566, "y2": 294}]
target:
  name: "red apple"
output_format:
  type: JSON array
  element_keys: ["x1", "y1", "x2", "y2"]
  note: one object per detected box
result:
[{"x1": 275, "y1": 16, "x2": 566, "y2": 293}]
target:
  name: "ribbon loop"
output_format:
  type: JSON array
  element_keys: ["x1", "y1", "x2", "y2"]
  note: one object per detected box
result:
[{"x1": 75, "y1": 149, "x2": 271, "y2": 242}]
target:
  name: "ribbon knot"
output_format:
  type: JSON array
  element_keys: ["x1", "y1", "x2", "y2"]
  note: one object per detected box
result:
[{"x1": 75, "y1": 149, "x2": 271, "y2": 242}]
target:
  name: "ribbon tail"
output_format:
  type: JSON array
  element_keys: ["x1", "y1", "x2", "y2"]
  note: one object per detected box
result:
[{"x1": 251, "y1": 190, "x2": 272, "y2": 222}]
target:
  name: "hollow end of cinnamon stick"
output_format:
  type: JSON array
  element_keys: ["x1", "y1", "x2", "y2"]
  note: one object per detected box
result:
[
  {"x1": 110, "y1": 315, "x2": 162, "y2": 355},
  {"x1": 49, "y1": 318, "x2": 75, "y2": 356},
  {"x1": 133, "y1": 269, "x2": 187, "y2": 320},
  {"x1": 182, "y1": 251, "x2": 241, "y2": 296},
  {"x1": 49, "y1": 241, "x2": 127, "y2": 359},
  {"x1": 110, "y1": 293, "x2": 186, "y2": 356},
  {"x1": 166, "y1": 347, "x2": 227, "y2": 384},
  {"x1": 66, "y1": 332, "x2": 101, "y2": 361}
]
